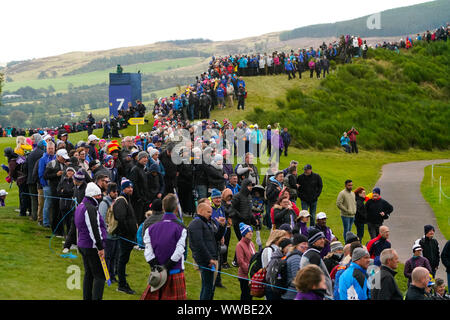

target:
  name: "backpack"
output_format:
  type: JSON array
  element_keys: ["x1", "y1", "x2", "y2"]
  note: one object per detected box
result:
[
  {"x1": 265, "y1": 250, "x2": 290, "y2": 295},
  {"x1": 248, "y1": 246, "x2": 266, "y2": 279},
  {"x1": 106, "y1": 196, "x2": 126, "y2": 234},
  {"x1": 250, "y1": 268, "x2": 267, "y2": 298}
]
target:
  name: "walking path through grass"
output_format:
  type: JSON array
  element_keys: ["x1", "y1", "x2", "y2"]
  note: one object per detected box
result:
[{"x1": 379, "y1": 159, "x2": 450, "y2": 282}]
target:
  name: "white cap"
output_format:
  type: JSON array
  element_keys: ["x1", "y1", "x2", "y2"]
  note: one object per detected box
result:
[
  {"x1": 88, "y1": 134, "x2": 99, "y2": 142},
  {"x1": 56, "y1": 149, "x2": 70, "y2": 160},
  {"x1": 0, "y1": 190, "x2": 8, "y2": 196},
  {"x1": 299, "y1": 210, "x2": 310, "y2": 218},
  {"x1": 316, "y1": 212, "x2": 327, "y2": 220},
  {"x1": 43, "y1": 135, "x2": 52, "y2": 141},
  {"x1": 85, "y1": 182, "x2": 102, "y2": 198}
]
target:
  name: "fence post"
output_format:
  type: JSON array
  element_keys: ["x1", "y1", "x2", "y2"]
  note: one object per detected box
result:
[
  {"x1": 439, "y1": 176, "x2": 442, "y2": 204},
  {"x1": 431, "y1": 164, "x2": 434, "y2": 187}
]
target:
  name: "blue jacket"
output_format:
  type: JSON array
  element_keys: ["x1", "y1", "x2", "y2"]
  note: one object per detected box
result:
[
  {"x1": 340, "y1": 136, "x2": 350, "y2": 146},
  {"x1": 285, "y1": 61, "x2": 294, "y2": 71},
  {"x1": 226, "y1": 183, "x2": 241, "y2": 195},
  {"x1": 238, "y1": 57, "x2": 248, "y2": 68},
  {"x1": 38, "y1": 152, "x2": 56, "y2": 187},
  {"x1": 216, "y1": 87, "x2": 225, "y2": 98},
  {"x1": 237, "y1": 79, "x2": 246, "y2": 88},
  {"x1": 338, "y1": 262, "x2": 370, "y2": 300}
]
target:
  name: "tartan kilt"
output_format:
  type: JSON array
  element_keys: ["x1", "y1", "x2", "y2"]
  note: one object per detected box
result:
[{"x1": 140, "y1": 272, "x2": 186, "y2": 300}]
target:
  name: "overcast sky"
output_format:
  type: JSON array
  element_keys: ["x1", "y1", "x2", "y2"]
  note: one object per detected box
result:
[{"x1": 1, "y1": 0, "x2": 434, "y2": 63}]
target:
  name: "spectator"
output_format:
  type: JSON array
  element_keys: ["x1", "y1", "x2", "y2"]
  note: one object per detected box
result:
[
  {"x1": 338, "y1": 247, "x2": 371, "y2": 300},
  {"x1": 315, "y1": 212, "x2": 338, "y2": 258},
  {"x1": 336, "y1": 179, "x2": 357, "y2": 239},
  {"x1": 281, "y1": 234, "x2": 309, "y2": 300},
  {"x1": 141, "y1": 198, "x2": 164, "y2": 237},
  {"x1": 419, "y1": 225, "x2": 440, "y2": 278},
  {"x1": 87, "y1": 135, "x2": 100, "y2": 161},
  {"x1": 300, "y1": 228, "x2": 333, "y2": 296},
  {"x1": 98, "y1": 182, "x2": 120, "y2": 283},
  {"x1": 141, "y1": 194, "x2": 187, "y2": 300},
  {"x1": 366, "y1": 225, "x2": 391, "y2": 266},
  {"x1": 235, "y1": 222, "x2": 255, "y2": 301},
  {"x1": 405, "y1": 267, "x2": 431, "y2": 300},
  {"x1": 74, "y1": 182, "x2": 106, "y2": 300},
  {"x1": 371, "y1": 248, "x2": 403, "y2": 300},
  {"x1": 323, "y1": 241, "x2": 344, "y2": 274},
  {"x1": 297, "y1": 164, "x2": 323, "y2": 227},
  {"x1": 187, "y1": 202, "x2": 226, "y2": 300},
  {"x1": 404, "y1": 243, "x2": 432, "y2": 287},
  {"x1": 293, "y1": 210, "x2": 310, "y2": 237},
  {"x1": 283, "y1": 165, "x2": 298, "y2": 203},
  {"x1": 272, "y1": 197, "x2": 297, "y2": 230},
  {"x1": 353, "y1": 186, "x2": 367, "y2": 241},
  {"x1": 235, "y1": 153, "x2": 259, "y2": 186},
  {"x1": 0, "y1": 190, "x2": 8, "y2": 206},
  {"x1": 226, "y1": 173, "x2": 241, "y2": 195},
  {"x1": 265, "y1": 171, "x2": 284, "y2": 223},
  {"x1": 340, "y1": 132, "x2": 351, "y2": 153},
  {"x1": 129, "y1": 151, "x2": 149, "y2": 224},
  {"x1": 441, "y1": 239, "x2": 450, "y2": 290},
  {"x1": 56, "y1": 167, "x2": 76, "y2": 238},
  {"x1": 347, "y1": 127, "x2": 359, "y2": 154},
  {"x1": 431, "y1": 278, "x2": 450, "y2": 300},
  {"x1": 159, "y1": 142, "x2": 178, "y2": 196},
  {"x1": 365, "y1": 187, "x2": 394, "y2": 239},
  {"x1": 113, "y1": 178, "x2": 138, "y2": 295},
  {"x1": 293, "y1": 264, "x2": 328, "y2": 300},
  {"x1": 26, "y1": 138, "x2": 45, "y2": 222}
]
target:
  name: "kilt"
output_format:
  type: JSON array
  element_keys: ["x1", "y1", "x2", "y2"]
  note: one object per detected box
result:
[{"x1": 140, "y1": 272, "x2": 186, "y2": 300}]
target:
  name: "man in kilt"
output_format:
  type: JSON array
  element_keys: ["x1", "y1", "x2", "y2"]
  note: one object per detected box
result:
[{"x1": 141, "y1": 194, "x2": 187, "y2": 300}]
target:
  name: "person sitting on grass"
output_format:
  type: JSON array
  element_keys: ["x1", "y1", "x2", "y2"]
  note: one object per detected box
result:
[{"x1": 340, "y1": 132, "x2": 351, "y2": 153}]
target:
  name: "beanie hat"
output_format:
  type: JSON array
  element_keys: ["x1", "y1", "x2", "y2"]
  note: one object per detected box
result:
[
  {"x1": 137, "y1": 151, "x2": 149, "y2": 161},
  {"x1": 66, "y1": 167, "x2": 76, "y2": 173},
  {"x1": 292, "y1": 233, "x2": 308, "y2": 246},
  {"x1": 373, "y1": 187, "x2": 381, "y2": 195},
  {"x1": 121, "y1": 177, "x2": 133, "y2": 190},
  {"x1": 330, "y1": 241, "x2": 344, "y2": 252},
  {"x1": 352, "y1": 247, "x2": 370, "y2": 262},
  {"x1": 239, "y1": 222, "x2": 253, "y2": 237},
  {"x1": 308, "y1": 227, "x2": 326, "y2": 246},
  {"x1": 279, "y1": 238, "x2": 292, "y2": 251},
  {"x1": 210, "y1": 188, "x2": 222, "y2": 199},
  {"x1": 424, "y1": 225, "x2": 434, "y2": 235},
  {"x1": 85, "y1": 182, "x2": 102, "y2": 198},
  {"x1": 74, "y1": 170, "x2": 86, "y2": 182},
  {"x1": 149, "y1": 148, "x2": 159, "y2": 158},
  {"x1": 108, "y1": 141, "x2": 120, "y2": 153},
  {"x1": 345, "y1": 231, "x2": 359, "y2": 244}
]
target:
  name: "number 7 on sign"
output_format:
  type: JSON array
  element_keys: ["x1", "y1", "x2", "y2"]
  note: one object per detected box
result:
[{"x1": 116, "y1": 98, "x2": 125, "y2": 110}]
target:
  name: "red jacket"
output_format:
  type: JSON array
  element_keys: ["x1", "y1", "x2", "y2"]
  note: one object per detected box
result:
[
  {"x1": 366, "y1": 234, "x2": 381, "y2": 259},
  {"x1": 347, "y1": 129, "x2": 359, "y2": 142},
  {"x1": 236, "y1": 237, "x2": 256, "y2": 278}
]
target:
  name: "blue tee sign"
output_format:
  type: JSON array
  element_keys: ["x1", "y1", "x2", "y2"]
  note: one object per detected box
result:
[{"x1": 109, "y1": 85, "x2": 131, "y2": 117}]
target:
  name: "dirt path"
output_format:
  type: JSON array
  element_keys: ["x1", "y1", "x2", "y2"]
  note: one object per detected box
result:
[{"x1": 375, "y1": 159, "x2": 450, "y2": 282}]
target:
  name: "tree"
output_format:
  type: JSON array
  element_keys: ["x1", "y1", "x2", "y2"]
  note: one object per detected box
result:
[
  {"x1": 9, "y1": 110, "x2": 28, "y2": 126},
  {"x1": 0, "y1": 72, "x2": 3, "y2": 106}
]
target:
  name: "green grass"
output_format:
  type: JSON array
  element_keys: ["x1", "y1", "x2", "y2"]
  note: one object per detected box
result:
[
  {"x1": 421, "y1": 162, "x2": 450, "y2": 239},
  {"x1": 4, "y1": 57, "x2": 203, "y2": 93}
]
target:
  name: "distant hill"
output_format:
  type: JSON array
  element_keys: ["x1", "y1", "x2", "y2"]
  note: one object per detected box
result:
[{"x1": 280, "y1": 0, "x2": 450, "y2": 40}]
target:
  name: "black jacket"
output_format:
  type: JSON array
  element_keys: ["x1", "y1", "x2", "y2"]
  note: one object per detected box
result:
[
  {"x1": 419, "y1": 236, "x2": 440, "y2": 270},
  {"x1": 441, "y1": 240, "x2": 450, "y2": 273},
  {"x1": 194, "y1": 163, "x2": 208, "y2": 186},
  {"x1": 405, "y1": 285, "x2": 430, "y2": 300},
  {"x1": 266, "y1": 179, "x2": 282, "y2": 208},
  {"x1": 371, "y1": 265, "x2": 403, "y2": 300},
  {"x1": 147, "y1": 171, "x2": 164, "y2": 201},
  {"x1": 231, "y1": 179, "x2": 257, "y2": 226},
  {"x1": 365, "y1": 198, "x2": 393, "y2": 225},
  {"x1": 188, "y1": 214, "x2": 225, "y2": 267},
  {"x1": 57, "y1": 176, "x2": 75, "y2": 212},
  {"x1": 128, "y1": 163, "x2": 149, "y2": 203},
  {"x1": 160, "y1": 150, "x2": 177, "y2": 180},
  {"x1": 113, "y1": 193, "x2": 138, "y2": 241},
  {"x1": 43, "y1": 159, "x2": 66, "y2": 189},
  {"x1": 297, "y1": 172, "x2": 323, "y2": 204},
  {"x1": 26, "y1": 147, "x2": 44, "y2": 185},
  {"x1": 272, "y1": 204, "x2": 296, "y2": 229},
  {"x1": 73, "y1": 182, "x2": 87, "y2": 204},
  {"x1": 355, "y1": 194, "x2": 367, "y2": 224},
  {"x1": 205, "y1": 164, "x2": 225, "y2": 191},
  {"x1": 142, "y1": 210, "x2": 164, "y2": 239}
]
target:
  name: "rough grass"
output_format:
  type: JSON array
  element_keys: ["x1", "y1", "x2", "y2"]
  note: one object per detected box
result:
[{"x1": 421, "y1": 162, "x2": 450, "y2": 239}]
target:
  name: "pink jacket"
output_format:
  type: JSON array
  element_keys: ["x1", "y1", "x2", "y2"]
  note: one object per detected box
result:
[{"x1": 236, "y1": 237, "x2": 256, "y2": 279}]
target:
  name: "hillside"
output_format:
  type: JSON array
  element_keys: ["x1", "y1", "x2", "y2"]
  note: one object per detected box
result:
[
  {"x1": 280, "y1": 0, "x2": 450, "y2": 40},
  {"x1": 247, "y1": 40, "x2": 450, "y2": 151}
]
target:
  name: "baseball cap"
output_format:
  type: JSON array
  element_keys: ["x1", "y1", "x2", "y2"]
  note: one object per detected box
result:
[
  {"x1": 316, "y1": 212, "x2": 327, "y2": 220},
  {"x1": 0, "y1": 190, "x2": 8, "y2": 196},
  {"x1": 304, "y1": 164, "x2": 312, "y2": 170},
  {"x1": 299, "y1": 210, "x2": 310, "y2": 218},
  {"x1": 88, "y1": 134, "x2": 99, "y2": 142},
  {"x1": 56, "y1": 149, "x2": 70, "y2": 160}
]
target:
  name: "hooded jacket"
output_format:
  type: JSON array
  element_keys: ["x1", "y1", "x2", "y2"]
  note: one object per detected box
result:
[
  {"x1": 113, "y1": 193, "x2": 138, "y2": 241},
  {"x1": 297, "y1": 172, "x2": 323, "y2": 204},
  {"x1": 74, "y1": 196, "x2": 107, "y2": 250},
  {"x1": 365, "y1": 197, "x2": 394, "y2": 225},
  {"x1": 419, "y1": 236, "x2": 440, "y2": 270},
  {"x1": 231, "y1": 179, "x2": 256, "y2": 226}
]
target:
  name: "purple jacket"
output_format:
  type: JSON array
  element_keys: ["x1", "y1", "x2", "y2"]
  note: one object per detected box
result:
[
  {"x1": 223, "y1": 163, "x2": 234, "y2": 178},
  {"x1": 144, "y1": 213, "x2": 187, "y2": 272},
  {"x1": 74, "y1": 197, "x2": 107, "y2": 250},
  {"x1": 295, "y1": 290, "x2": 324, "y2": 300},
  {"x1": 316, "y1": 225, "x2": 334, "y2": 258}
]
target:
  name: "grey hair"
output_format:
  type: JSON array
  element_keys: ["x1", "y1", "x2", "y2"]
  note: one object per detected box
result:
[{"x1": 380, "y1": 248, "x2": 396, "y2": 265}]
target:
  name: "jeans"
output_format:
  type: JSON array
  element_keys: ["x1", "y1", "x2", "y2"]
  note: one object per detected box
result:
[
  {"x1": 200, "y1": 267, "x2": 215, "y2": 300},
  {"x1": 105, "y1": 239, "x2": 120, "y2": 280},
  {"x1": 368, "y1": 223, "x2": 382, "y2": 239},
  {"x1": 196, "y1": 185, "x2": 208, "y2": 201},
  {"x1": 351, "y1": 141, "x2": 358, "y2": 153},
  {"x1": 79, "y1": 247, "x2": 105, "y2": 300},
  {"x1": 43, "y1": 186, "x2": 52, "y2": 227},
  {"x1": 341, "y1": 216, "x2": 355, "y2": 240},
  {"x1": 28, "y1": 183, "x2": 38, "y2": 221},
  {"x1": 301, "y1": 200, "x2": 318, "y2": 226},
  {"x1": 354, "y1": 221, "x2": 365, "y2": 241},
  {"x1": 117, "y1": 239, "x2": 134, "y2": 288}
]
